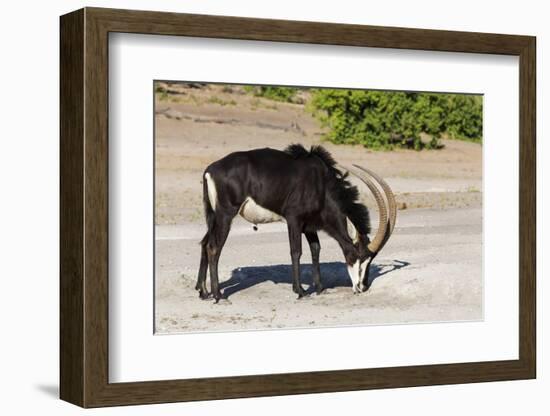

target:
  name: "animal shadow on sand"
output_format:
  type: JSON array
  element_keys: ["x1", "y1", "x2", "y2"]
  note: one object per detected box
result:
[{"x1": 220, "y1": 260, "x2": 409, "y2": 299}]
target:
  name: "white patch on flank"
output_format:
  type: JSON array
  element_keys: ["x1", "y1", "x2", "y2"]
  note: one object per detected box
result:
[
  {"x1": 204, "y1": 172, "x2": 217, "y2": 211},
  {"x1": 239, "y1": 197, "x2": 283, "y2": 225},
  {"x1": 347, "y1": 260, "x2": 361, "y2": 292}
]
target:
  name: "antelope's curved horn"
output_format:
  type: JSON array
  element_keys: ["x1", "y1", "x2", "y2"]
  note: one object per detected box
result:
[
  {"x1": 337, "y1": 164, "x2": 388, "y2": 254},
  {"x1": 353, "y1": 164, "x2": 397, "y2": 251}
]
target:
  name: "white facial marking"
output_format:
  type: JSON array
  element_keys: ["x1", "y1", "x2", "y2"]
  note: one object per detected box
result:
[
  {"x1": 204, "y1": 172, "x2": 217, "y2": 211},
  {"x1": 346, "y1": 217, "x2": 359, "y2": 243},
  {"x1": 347, "y1": 260, "x2": 370, "y2": 293},
  {"x1": 347, "y1": 260, "x2": 361, "y2": 292},
  {"x1": 239, "y1": 197, "x2": 283, "y2": 225},
  {"x1": 360, "y1": 259, "x2": 369, "y2": 290}
]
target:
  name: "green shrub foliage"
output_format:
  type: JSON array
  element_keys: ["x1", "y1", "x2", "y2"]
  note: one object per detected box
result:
[
  {"x1": 243, "y1": 85, "x2": 297, "y2": 102},
  {"x1": 308, "y1": 89, "x2": 482, "y2": 150}
]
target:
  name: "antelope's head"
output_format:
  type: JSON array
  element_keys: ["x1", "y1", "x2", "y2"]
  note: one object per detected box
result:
[{"x1": 338, "y1": 165, "x2": 397, "y2": 293}]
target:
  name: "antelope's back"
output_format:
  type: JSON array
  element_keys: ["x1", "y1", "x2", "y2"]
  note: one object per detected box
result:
[{"x1": 205, "y1": 148, "x2": 328, "y2": 216}]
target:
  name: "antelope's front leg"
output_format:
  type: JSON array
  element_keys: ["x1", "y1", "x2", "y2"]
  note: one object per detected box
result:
[
  {"x1": 305, "y1": 231, "x2": 323, "y2": 294},
  {"x1": 287, "y1": 219, "x2": 306, "y2": 298}
]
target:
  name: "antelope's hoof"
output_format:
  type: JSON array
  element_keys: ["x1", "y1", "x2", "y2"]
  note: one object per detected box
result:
[
  {"x1": 198, "y1": 290, "x2": 212, "y2": 300},
  {"x1": 315, "y1": 285, "x2": 325, "y2": 295},
  {"x1": 295, "y1": 290, "x2": 307, "y2": 299}
]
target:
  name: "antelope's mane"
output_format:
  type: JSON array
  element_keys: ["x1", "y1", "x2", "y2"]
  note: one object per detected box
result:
[{"x1": 284, "y1": 144, "x2": 370, "y2": 235}]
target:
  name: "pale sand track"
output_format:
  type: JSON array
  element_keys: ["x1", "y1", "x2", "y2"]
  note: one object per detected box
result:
[{"x1": 155, "y1": 207, "x2": 482, "y2": 333}]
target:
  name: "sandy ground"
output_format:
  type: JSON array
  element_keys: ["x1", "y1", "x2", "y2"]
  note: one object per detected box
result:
[
  {"x1": 154, "y1": 83, "x2": 483, "y2": 333},
  {"x1": 155, "y1": 207, "x2": 482, "y2": 333}
]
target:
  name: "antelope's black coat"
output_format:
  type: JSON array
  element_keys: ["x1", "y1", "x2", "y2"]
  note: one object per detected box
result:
[{"x1": 197, "y1": 144, "x2": 372, "y2": 301}]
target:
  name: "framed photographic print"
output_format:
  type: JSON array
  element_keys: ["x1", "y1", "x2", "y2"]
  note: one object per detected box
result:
[{"x1": 60, "y1": 7, "x2": 536, "y2": 408}]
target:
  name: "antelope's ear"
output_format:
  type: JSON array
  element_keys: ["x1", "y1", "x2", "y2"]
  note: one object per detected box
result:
[{"x1": 346, "y1": 217, "x2": 359, "y2": 243}]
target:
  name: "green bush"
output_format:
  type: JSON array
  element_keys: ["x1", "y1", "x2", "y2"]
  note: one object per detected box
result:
[
  {"x1": 308, "y1": 89, "x2": 482, "y2": 150},
  {"x1": 243, "y1": 85, "x2": 297, "y2": 102}
]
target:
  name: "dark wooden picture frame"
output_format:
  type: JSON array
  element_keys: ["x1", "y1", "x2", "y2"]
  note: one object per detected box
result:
[{"x1": 60, "y1": 7, "x2": 536, "y2": 408}]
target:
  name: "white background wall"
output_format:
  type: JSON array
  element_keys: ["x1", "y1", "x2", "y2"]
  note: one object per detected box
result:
[{"x1": 0, "y1": 0, "x2": 546, "y2": 414}]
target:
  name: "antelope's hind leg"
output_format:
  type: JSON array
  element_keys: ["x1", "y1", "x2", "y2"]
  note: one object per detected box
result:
[
  {"x1": 206, "y1": 214, "x2": 232, "y2": 302},
  {"x1": 196, "y1": 236, "x2": 211, "y2": 299},
  {"x1": 305, "y1": 231, "x2": 323, "y2": 295}
]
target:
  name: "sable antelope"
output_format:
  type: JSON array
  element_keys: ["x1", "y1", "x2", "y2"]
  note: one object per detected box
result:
[{"x1": 196, "y1": 144, "x2": 396, "y2": 302}]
